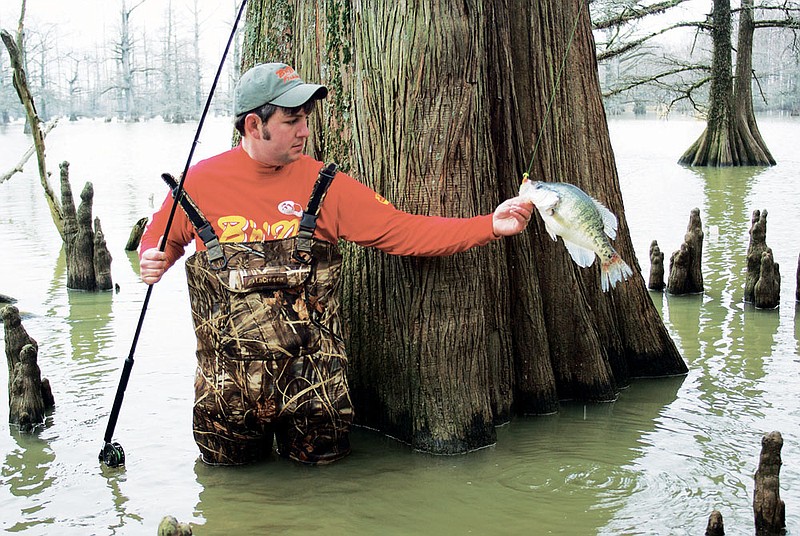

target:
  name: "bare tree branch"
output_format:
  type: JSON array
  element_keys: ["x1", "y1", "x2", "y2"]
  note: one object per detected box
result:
[
  {"x1": 0, "y1": 119, "x2": 58, "y2": 184},
  {"x1": 603, "y1": 65, "x2": 708, "y2": 97},
  {"x1": 753, "y1": 18, "x2": 800, "y2": 28},
  {"x1": 594, "y1": 0, "x2": 694, "y2": 30},
  {"x1": 598, "y1": 21, "x2": 708, "y2": 61},
  {"x1": 1, "y1": 29, "x2": 64, "y2": 239}
]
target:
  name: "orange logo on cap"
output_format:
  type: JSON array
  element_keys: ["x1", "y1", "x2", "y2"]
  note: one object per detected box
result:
[{"x1": 276, "y1": 66, "x2": 301, "y2": 83}]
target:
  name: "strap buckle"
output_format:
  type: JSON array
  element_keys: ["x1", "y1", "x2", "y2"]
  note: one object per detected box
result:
[
  {"x1": 161, "y1": 173, "x2": 227, "y2": 270},
  {"x1": 291, "y1": 163, "x2": 337, "y2": 264}
]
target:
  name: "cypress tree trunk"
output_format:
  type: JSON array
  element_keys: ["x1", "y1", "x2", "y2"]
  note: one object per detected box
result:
[
  {"x1": 507, "y1": 1, "x2": 686, "y2": 397},
  {"x1": 679, "y1": 0, "x2": 775, "y2": 166},
  {"x1": 242, "y1": 0, "x2": 687, "y2": 454},
  {"x1": 731, "y1": 0, "x2": 775, "y2": 166},
  {"x1": 339, "y1": 2, "x2": 510, "y2": 451},
  {"x1": 679, "y1": 0, "x2": 734, "y2": 166}
]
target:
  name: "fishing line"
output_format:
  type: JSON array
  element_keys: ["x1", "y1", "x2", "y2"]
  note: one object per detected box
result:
[
  {"x1": 99, "y1": 0, "x2": 249, "y2": 468},
  {"x1": 523, "y1": 5, "x2": 583, "y2": 181}
]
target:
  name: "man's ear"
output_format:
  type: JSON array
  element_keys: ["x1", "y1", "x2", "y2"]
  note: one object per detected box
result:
[{"x1": 243, "y1": 113, "x2": 261, "y2": 138}]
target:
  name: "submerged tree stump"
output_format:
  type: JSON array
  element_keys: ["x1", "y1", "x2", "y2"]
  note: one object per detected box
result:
[
  {"x1": 9, "y1": 345, "x2": 54, "y2": 430},
  {"x1": 60, "y1": 161, "x2": 112, "y2": 291},
  {"x1": 754, "y1": 250, "x2": 780, "y2": 309},
  {"x1": 753, "y1": 431, "x2": 786, "y2": 536},
  {"x1": 72, "y1": 182, "x2": 98, "y2": 289},
  {"x1": 125, "y1": 217, "x2": 149, "y2": 251},
  {"x1": 745, "y1": 209, "x2": 770, "y2": 303},
  {"x1": 3, "y1": 305, "x2": 37, "y2": 402},
  {"x1": 667, "y1": 208, "x2": 704, "y2": 295},
  {"x1": 648, "y1": 240, "x2": 665, "y2": 291},
  {"x1": 3, "y1": 305, "x2": 54, "y2": 430},
  {"x1": 94, "y1": 218, "x2": 113, "y2": 291},
  {"x1": 705, "y1": 510, "x2": 724, "y2": 536},
  {"x1": 158, "y1": 516, "x2": 192, "y2": 535}
]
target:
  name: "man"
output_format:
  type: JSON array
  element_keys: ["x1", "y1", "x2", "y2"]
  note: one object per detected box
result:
[{"x1": 140, "y1": 62, "x2": 533, "y2": 466}]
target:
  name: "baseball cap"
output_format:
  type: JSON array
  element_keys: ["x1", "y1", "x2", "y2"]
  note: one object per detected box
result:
[{"x1": 233, "y1": 63, "x2": 328, "y2": 116}]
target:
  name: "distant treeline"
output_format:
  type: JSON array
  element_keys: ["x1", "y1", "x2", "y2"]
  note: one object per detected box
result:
[{"x1": 0, "y1": 1, "x2": 242, "y2": 124}]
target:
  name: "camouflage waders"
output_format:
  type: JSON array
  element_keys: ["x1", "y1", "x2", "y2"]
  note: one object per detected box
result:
[{"x1": 184, "y1": 239, "x2": 352, "y2": 465}]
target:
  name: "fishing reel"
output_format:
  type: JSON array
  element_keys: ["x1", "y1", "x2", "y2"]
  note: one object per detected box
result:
[{"x1": 99, "y1": 441, "x2": 126, "y2": 467}]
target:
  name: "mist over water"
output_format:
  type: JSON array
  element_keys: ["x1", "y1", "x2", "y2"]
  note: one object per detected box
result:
[{"x1": 1, "y1": 115, "x2": 799, "y2": 535}]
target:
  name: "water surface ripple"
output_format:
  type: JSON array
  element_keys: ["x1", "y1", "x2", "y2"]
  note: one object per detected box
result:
[{"x1": 1, "y1": 117, "x2": 800, "y2": 535}]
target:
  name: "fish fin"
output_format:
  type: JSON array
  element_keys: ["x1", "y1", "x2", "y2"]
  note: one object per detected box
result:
[
  {"x1": 562, "y1": 240, "x2": 597, "y2": 268},
  {"x1": 600, "y1": 253, "x2": 634, "y2": 292},
  {"x1": 542, "y1": 217, "x2": 559, "y2": 241},
  {"x1": 591, "y1": 198, "x2": 619, "y2": 240},
  {"x1": 526, "y1": 184, "x2": 561, "y2": 241}
]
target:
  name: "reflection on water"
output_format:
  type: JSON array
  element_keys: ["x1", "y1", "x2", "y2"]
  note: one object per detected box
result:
[
  {"x1": 192, "y1": 377, "x2": 683, "y2": 535},
  {"x1": 611, "y1": 117, "x2": 800, "y2": 535},
  {"x1": 1, "y1": 117, "x2": 800, "y2": 535}
]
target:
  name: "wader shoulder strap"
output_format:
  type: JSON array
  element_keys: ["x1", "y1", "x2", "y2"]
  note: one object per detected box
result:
[
  {"x1": 161, "y1": 173, "x2": 226, "y2": 268},
  {"x1": 292, "y1": 163, "x2": 338, "y2": 264}
]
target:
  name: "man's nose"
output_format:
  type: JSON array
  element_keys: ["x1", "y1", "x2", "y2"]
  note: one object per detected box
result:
[{"x1": 297, "y1": 119, "x2": 310, "y2": 138}]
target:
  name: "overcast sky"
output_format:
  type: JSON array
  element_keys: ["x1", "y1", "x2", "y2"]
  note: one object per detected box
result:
[{"x1": 0, "y1": 0, "x2": 237, "y2": 55}]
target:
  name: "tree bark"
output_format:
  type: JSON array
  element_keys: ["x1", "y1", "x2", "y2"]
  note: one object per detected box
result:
[
  {"x1": 3, "y1": 304, "x2": 37, "y2": 405},
  {"x1": 94, "y1": 218, "x2": 114, "y2": 291},
  {"x1": 71, "y1": 183, "x2": 98, "y2": 290},
  {"x1": 667, "y1": 208, "x2": 704, "y2": 295},
  {"x1": 754, "y1": 249, "x2": 780, "y2": 309},
  {"x1": 745, "y1": 209, "x2": 768, "y2": 303},
  {"x1": 342, "y1": 1, "x2": 508, "y2": 451},
  {"x1": 648, "y1": 240, "x2": 666, "y2": 291},
  {"x1": 705, "y1": 510, "x2": 725, "y2": 536},
  {"x1": 795, "y1": 253, "x2": 800, "y2": 303},
  {"x1": 60, "y1": 162, "x2": 112, "y2": 291},
  {"x1": 9, "y1": 344, "x2": 54, "y2": 431},
  {"x1": 753, "y1": 431, "x2": 786, "y2": 536},
  {"x1": 731, "y1": 0, "x2": 775, "y2": 166},
  {"x1": 4, "y1": 305, "x2": 54, "y2": 430},
  {"x1": 243, "y1": 0, "x2": 687, "y2": 454},
  {"x1": 125, "y1": 217, "x2": 149, "y2": 251}
]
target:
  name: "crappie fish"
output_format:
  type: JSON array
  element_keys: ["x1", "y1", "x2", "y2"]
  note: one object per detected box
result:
[{"x1": 519, "y1": 179, "x2": 633, "y2": 292}]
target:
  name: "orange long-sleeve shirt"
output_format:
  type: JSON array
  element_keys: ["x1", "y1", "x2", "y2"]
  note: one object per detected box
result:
[{"x1": 140, "y1": 145, "x2": 497, "y2": 266}]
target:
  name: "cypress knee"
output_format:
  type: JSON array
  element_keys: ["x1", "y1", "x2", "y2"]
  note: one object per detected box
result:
[
  {"x1": 648, "y1": 240, "x2": 665, "y2": 291},
  {"x1": 745, "y1": 209, "x2": 769, "y2": 303},
  {"x1": 754, "y1": 250, "x2": 780, "y2": 309},
  {"x1": 705, "y1": 510, "x2": 724, "y2": 536},
  {"x1": 93, "y1": 217, "x2": 113, "y2": 291},
  {"x1": 753, "y1": 431, "x2": 786, "y2": 536},
  {"x1": 3, "y1": 305, "x2": 37, "y2": 403},
  {"x1": 158, "y1": 516, "x2": 192, "y2": 535},
  {"x1": 125, "y1": 217, "x2": 148, "y2": 251},
  {"x1": 68, "y1": 182, "x2": 97, "y2": 290},
  {"x1": 9, "y1": 344, "x2": 54, "y2": 430},
  {"x1": 667, "y1": 209, "x2": 704, "y2": 295}
]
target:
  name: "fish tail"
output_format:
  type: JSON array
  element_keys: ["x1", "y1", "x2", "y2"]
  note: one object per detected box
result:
[{"x1": 600, "y1": 253, "x2": 633, "y2": 292}]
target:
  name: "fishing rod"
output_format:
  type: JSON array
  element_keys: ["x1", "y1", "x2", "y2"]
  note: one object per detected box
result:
[{"x1": 99, "y1": 0, "x2": 249, "y2": 468}]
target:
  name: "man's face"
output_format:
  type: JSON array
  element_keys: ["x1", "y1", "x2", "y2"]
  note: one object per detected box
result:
[{"x1": 248, "y1": 108, "x2": 311, "y2": 166}]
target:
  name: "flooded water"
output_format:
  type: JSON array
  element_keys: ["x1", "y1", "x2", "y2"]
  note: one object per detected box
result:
[{"x1": 1, "y1": 115, "x2": 799, "y2": 535}]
